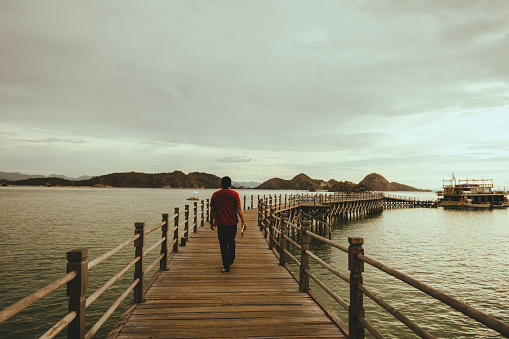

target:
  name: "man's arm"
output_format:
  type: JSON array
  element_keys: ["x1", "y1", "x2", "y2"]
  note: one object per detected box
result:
[{"x1": 236, "y1": 205, "x2": 246, "y2": 230}]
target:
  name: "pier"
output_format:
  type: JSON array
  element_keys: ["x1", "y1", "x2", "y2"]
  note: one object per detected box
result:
[
  {"x1": 383, "y1": 194, "x2": 438, "y2": 208},
  {"x1": 109, "y1": 209, "x2": 343, "y2": 338},
  {"x1": 1, "y1": 192, "x2": 508, "y2": 338}
]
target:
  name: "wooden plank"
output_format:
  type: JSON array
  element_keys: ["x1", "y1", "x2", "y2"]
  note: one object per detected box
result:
[{"x1": 111, "y1": 209, "x2": 346, "y2": 339}]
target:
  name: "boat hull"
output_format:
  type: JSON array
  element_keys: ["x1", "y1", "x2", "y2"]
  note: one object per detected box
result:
[{"x1": 438, "y1": 201, "x2": 509, "y2": 208}]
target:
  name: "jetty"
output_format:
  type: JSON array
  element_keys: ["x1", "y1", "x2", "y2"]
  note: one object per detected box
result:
[
  {"x1": 109, "y1": 209, "x2": 342, "y2": 338},
  {"x1": 1, "y1": 193, "x2": 508, "y2": 339}
]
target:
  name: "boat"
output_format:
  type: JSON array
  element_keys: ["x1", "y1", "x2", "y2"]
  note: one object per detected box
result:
[
  {"x1": 437, "y1": 175, "x2": 509, "y2": 208},
  {"x1": 187, "y1": 191, "x2": 201, "y2": 201}
]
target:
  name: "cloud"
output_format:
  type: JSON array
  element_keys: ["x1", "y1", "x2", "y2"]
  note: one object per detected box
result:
[
  {"x1": 13, "y1": 137, "x2": 85, "y2": 144},
  {"x1": 217, "y1": 157, "x2": 253, "y2": 163},
  {"x1": 0, "y1": 1, "x2": 508, "y2": 187}
]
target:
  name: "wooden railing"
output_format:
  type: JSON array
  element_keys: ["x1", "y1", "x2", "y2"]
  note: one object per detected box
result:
[
  {"x1": 258, "y1": 196, "x2": 509, "y2": 338},
  {"x1": 0, "y1": 199, "x2": 211, "y2": 339},
  {"x1": 256, "y1": 192, "x2": 383, "y2": 208}
]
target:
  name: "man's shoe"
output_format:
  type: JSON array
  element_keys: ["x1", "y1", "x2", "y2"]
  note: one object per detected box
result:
[{"x1": 221, "y1": 268, "x2": 230, "y2": 274}]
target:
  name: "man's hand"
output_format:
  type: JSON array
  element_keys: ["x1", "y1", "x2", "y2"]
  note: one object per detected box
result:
[{"x1": 210, "y1": 222, "x2": 216, "y2": 231}]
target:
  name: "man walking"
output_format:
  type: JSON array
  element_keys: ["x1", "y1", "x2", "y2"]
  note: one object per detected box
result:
[{"x1": 210, "y1": 176, "x2": 246, "y2": 273}]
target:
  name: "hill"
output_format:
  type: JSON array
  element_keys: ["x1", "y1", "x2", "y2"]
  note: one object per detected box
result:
[
  {"x1": 0, "y1": 171, "x2": 91, "y2": 181},
  {"x1": 77, "y1": 171, "x2": 221, "y2": 188},
  {"x1": 328, "y1": 179, "x2": 365, "y2": 192},
  {"x1": 233, "y1": 181, "x2": 261, "y2": 189},
  {"x1": 256, "y1": 173, "x2": 331, "y2": 191},
  {"x1": 358, "y1": 173, "x2": 430, "y2": 192},
  {"x1": 256, "y1": 173, "x2": 429, "y2": 192},
  {"x1": 2, "y1": 171, "x2": 222, "y2": 189},
  {"x1": 0, "y1": 171, "x2": 46, "y2": 181},
  {"x1": 2, "y1": 170, "x2": 429, "y2": 191}
]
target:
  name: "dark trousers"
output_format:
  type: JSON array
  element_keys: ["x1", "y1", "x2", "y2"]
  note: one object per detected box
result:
[{"x1": 217, "y1": 225, "x2": 237, "y2": 269}]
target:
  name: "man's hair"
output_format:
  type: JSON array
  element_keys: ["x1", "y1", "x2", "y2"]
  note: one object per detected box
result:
[{"x1": 221, "y1": 176, "x2": 232, "y2": 189}]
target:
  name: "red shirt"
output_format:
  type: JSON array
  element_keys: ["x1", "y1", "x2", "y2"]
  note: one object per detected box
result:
[{"x1": 210, "y1": 189, "x2": 241, "y2": 226}]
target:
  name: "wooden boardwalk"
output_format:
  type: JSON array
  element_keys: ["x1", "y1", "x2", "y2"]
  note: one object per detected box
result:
[{"x1": 110, "y1": 209, "x2": 344, "y2": 338}]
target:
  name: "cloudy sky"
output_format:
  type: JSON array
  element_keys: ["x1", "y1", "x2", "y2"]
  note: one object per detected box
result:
[{"x1": 1, "y1": 0, "x2": 508, "y2": 189}]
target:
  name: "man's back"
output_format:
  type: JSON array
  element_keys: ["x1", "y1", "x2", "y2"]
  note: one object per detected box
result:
[{"x1": 210, "y1": 189, "x2": 240, "y2": 226}]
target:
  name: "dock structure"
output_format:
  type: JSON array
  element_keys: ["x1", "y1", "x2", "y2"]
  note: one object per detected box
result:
[
  {"x1": 108, "y1": 209, "x2": 344, "y2": 339},
  {"x1": 383, "y1": 194, "x2": 438, "y2": 208}
]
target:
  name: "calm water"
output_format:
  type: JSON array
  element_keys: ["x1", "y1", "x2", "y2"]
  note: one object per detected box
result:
[{"x1": 0, "y1": 187, "x2": 508, "y2": 338}]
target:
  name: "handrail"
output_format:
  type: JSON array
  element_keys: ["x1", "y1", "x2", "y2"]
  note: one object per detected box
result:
[
  {"x1": 283, "y1": 249, "x2": 300, "y2": 267},
  {"x1": 144, "y1": 252, "x2": 165, "y2": 276},
  {"x1": 283, "y1": 234, "x2": 301, "y2": 250},
  {"x1": 356, "y1": 252, "x2": 509, "y2": 337},
  {"x1": 88, "y1": 234, "x2": 140, "y2": 270},
  {"x1": 355, "y1": 282, "x2": 434, "y2": 338},
  {"x1": 145, "y1": 220, "x2": 166, "y2": 235},
  {"x1": 174, "y1": 209, "x2": 189, "y2": 218},
  {"x1": 86, "y1": 256, "x2": 140, "y2": 308},
  {"x1": 85, "y1": 278, "x2": 139, "y2": 339},
  {"x1": 305, "y1": 249, "x2": 349, "y2": 284},
  {"x1": 40, "y1": 311, "x2": 77, "y2": 339},
  {"x1": 305, "y1": 268, "x2": 349, "y2": 311},
  {"x1": 357, "y1": 314, "x2": 385, "y2": 339},
  {"x1": 143, "y1": 237, "x2": 165, "y2": 256},
  {"x1": 305, "y1": 229, "x2": 347, "y2": 253},
  {"x1": 0, "y1": 270, "x2": 77, "y2": 324},
  {"x1": 179, "y1": 230, "x2": 188, "y2": 239}
]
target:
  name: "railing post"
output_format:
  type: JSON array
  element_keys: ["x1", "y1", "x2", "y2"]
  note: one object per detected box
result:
[
  {"x1": 160, "y1": 214, "x2": 169, "y2": 271},
  {"x1": 173, "y1": 208, "x2": 179, "y2": 253},
  {"x1": 193, "y1": 202, "x2": 198, "y2": 233},
  {"x1": 268, "y1": 208, "x2": 274, "y2": 250},
  {"x1": 134, "y1": 222, "x2": 145, "y2": 304},
  {"x1": 184, "y1": 205, "x2": 190, "y2": 243},
  {"x1": 299, "y1": 220, "x2": 311, "y2": 292},
  {"x1": 244, "y1": 195, "x2": 247, "y2": 210},
  {"x1": 348, "y1": 237, "x2": 365, "y2": 339},
  {"x1": 279, "y1": 213, "x2": 288, "y2": 266},
  {"x1": 67, "y1": 249, "x2": 88, "y2": 339},
  {"x1": 201, "y1": 200, "x2": 205, "y2": 228},
  {"x1": 251, "y1": 195, "x2": 253, "y2": 209},
  {"x1": 258, "y1": 200, "x2": 262, "y2": 228},
  {"x1": 206, "y1": 199, "x2": 210, "y2": 223}
]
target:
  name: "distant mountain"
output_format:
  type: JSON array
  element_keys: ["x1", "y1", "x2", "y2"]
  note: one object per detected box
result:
[
  {"x1": 0, "y1": 171, "x2": 46, "y2": 181},
  {"x1": 1, "y1": 170, "x2": 429, "y2": 191},
  {"x1": 358, "y1": 173, "x2": 430, "y2": 192},
  {"x1": 358, "y1": 173, "x2": 394, "y2": 191},
  {"x1": 256, "y1": 173, "x2": 331, "y2": 191},
  {"x1": 255, "y1": 173, "x2": 429, "y2": 192},
  {"x1": 328, "y1": 179, "x2": 364, "y2": 192},
  {"x1": 233, "y1": 181, "x2": 261, "y2": 189},
  {"x1": 0, "y1": 171, "x2": 221, "y2": 188},
  {"x1": 0, "y1": 171, "x2": 91, "y2": 181},
  {"x1": 48, "y1": 174, "x2": 93, "y2": 180},
  {"x1": 76, "y1": 171, "x2": 222, "y2": 188}
]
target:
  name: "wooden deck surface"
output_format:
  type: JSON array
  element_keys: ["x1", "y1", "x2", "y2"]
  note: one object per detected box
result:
[{"x1": 110, "y1": 209, "x2": 344, "y2": 338}]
